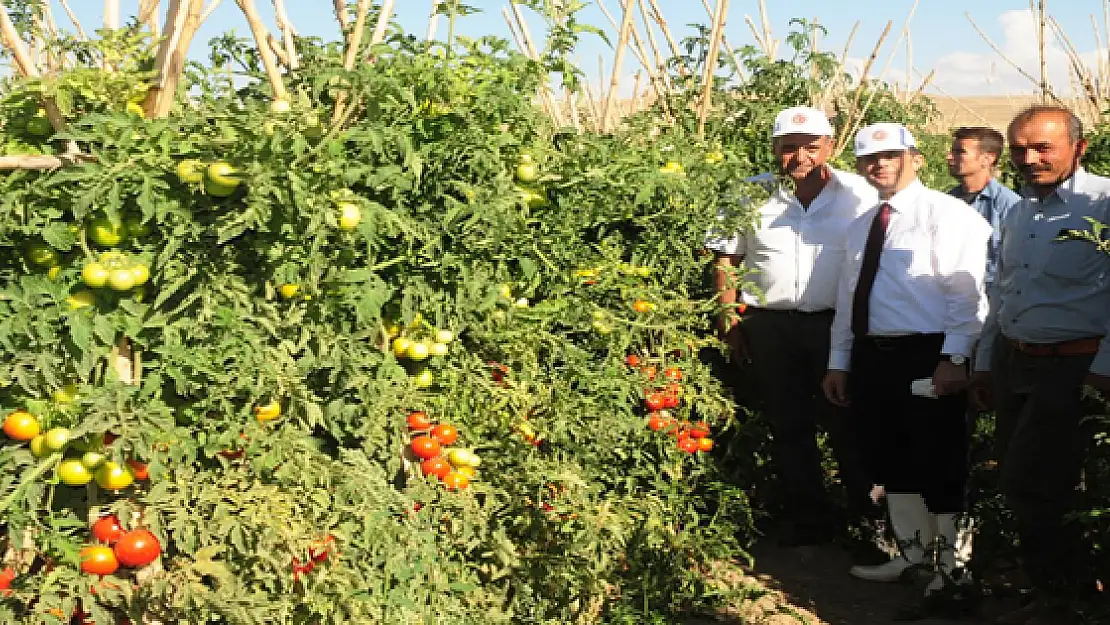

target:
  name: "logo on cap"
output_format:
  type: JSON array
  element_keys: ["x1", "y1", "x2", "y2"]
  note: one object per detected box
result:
[
  {"x1": 871, "y1": 129, "x2": 888, "y2": 141},
  {"x1": 791, "y1": 113, "x2": 808, "y2": 125}
]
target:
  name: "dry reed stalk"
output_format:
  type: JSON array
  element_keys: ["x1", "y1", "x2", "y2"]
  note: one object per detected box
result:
[
  {"x1": 565, "y1": 86, "x2": 582, "y2": 132},
  {"x1": 57, "y1": 0, "x2": 87, "y2": 41},
  {"x1": 580, "y1": 80, "x2": 601, "y2": 132},
  {"x1": 758, "y1": 0, "x2": 777, "y2": 59},
  {"x1": 637, "y1": 0, "x2": 674, "y2": 92},
  {"x1": 832, "y1": 20, "x2": 892, "y2": 156},
  {"x1": 744, "y1": 15, "x2": 769, "y2": 58},
  {"x1": 200, "y1": 0, "x2": 223, "y2": 23},
  {"x1": 342, "y1": 0, "x2": 373, "y2": 70},
  {"x1": 699, "y1": 0, "x2": 743, "y2": 79},
  {"x1": 334, "y1": 0, "x2": 350, "y2": 31},
  {"x1": 697, "y1": 0, "x2": 729, "y2": 136},
  {"x1": 906, "y1": 68, "x2": 935, "y2": 105},
  {"x1": 139, "y1": 0, "x2": 162, "y2": 37},
  {"x1": 631, "y1": 69, "x2": 643, "y2": 116},
  {"x1": 905, "y1": 30, "x2": 913, "y2": 101},
  {"x1": 235, "y1": 0, "x2": 289, "y2": 101},
  {"x1": 966, "y1": 12, "x2": 1061, "y2": 102},
  {"x1": 1049, "y1": 16, "x2": 1101, "y2": 113},
  {"x1": 915, "y1": 69, "x2": 993, "y2": 126},
  {"x1": 1091, "y1": 14, "x2": 1106, "y2": 99},
  {"x1": 596, "y1": 0, "x2": 652, "y2": 74},
  {"x1": 104, "y1": 0, "x2": 120, "y2": 30},
  {"x1": 273, "y1": 0, "x2": 300, "y2": 69},
  {"x1": 427, "y1": 1, "x2": 442, "y2": 40},
  {"x1": 815, "y1": 20, "x2": 859, "y2": 110},
  {"x1": 266, "y1": 33, "x2": 291, "y2": 67},
  {"x1": 1035, "y1": 0, "x2": 1048, "y2": 101},
  {"x1": 509, "y1": 3, "x2": 564, "y2": 126},
  {"x1": 371, "y1": 0, "x2": 397, "y2": 45},
  {"x1": 601, "y1": 0, "x2": 637, "y2": 131},
  {"x1": 1103, "y1": 0, "x2": 1109, "y2": 93},
  {"x1": 647, "y1": 0, "x2": 690, "y2": 76}
]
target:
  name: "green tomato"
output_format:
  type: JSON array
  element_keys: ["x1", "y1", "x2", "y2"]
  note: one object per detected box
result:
[
  {"x1": 67, "y1": 290, "x2": 97, "y2": 309},
  {"x1": 434, "y1": 329, "x2": 454, "y2": 344},
  {"x1": 94, "y1": 461, "x2": 134, "y2": 491},
  {"x1": 30, "y1": 435, "x2": 53, "y2": 458},
  {"x1": 406, "y1": 341, "x2": 431, "y2": 361},
  {"x1": 515, "y1": 161, "x2": 538, "y2": 184},
  {"x1": 81, "y1": 451, "x2": 106, "y2": 469},
  {"x1": 43, "y1": 427, "x2": 69, "y2": 451},
  {"x1": 176, "y1": 159, "x2": 205, "y2": 184},
  {"x1": 430, "y1": 342, "x2": 449, "y2": 357},
  {"x1": 130, "y1": 264, "x2": 150, "y2": 286},
  {"x1": 57, "y1": 459, "x2": 93, "y2": 486},
  {"x1": 25, "y1": 116, "x2": 52, "y2": 137},
  {"x1": 204, "y1": 177, "x2": 238, "y2": 197},
  {"x1": 123, "y1": 216, "x2": 151, "y2": 238},
  {"x1": 26, "y1": 243, "x2": 59, "y2": 267},
  {"x1": 207, "y1": 162, "x2": 242, "y2": 188},
  {"x1": 337, "y1": 202, "x2": 361, "y2": 231},
  {"x1": 88, "y1": 217, "x2": 125, "y2": 247},
  {"x1": 81, "y1": 263, "x2": 110, "y2": 288},
  {"x1": 108, "y1": 268, "x2": 136, "y2": 292},
  {"x1": 412, "y1": 368, "x2": 434, "y2": 388},
  {"x1": 53, "y1": 384, "x2": 79, "y2": 404}
]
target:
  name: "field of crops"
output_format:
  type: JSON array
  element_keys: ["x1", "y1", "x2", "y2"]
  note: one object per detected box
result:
[{"x1": 0, "y1": 2, "x2": 1107, "y2": 625}]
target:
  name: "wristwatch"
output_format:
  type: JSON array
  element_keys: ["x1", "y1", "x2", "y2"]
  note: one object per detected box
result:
[{"x1": 945, "y1": 354, "x2": 967, "y2": 366}]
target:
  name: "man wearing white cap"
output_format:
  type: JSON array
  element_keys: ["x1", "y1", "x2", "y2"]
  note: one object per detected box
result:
[
  {"x1": 821, "y1": 122, "x2": 992, "y2": 619},
  {"x1": 707, "y1": 106, "x2": 878, "y2": 549}
]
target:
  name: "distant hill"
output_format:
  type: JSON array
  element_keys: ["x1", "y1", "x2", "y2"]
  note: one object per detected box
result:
[{"x1": 926, "y1": 95, "x2": 1092, "y2": 132}]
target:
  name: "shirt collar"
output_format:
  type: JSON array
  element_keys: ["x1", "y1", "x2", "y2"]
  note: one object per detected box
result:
[
  {"x1": 1021, "y1": 166, "x2": 1087, "y2": 203},
  {"x1": 883, "y1": 178, "x2": 924, "y2": 213},
  {"x1": 948, "y1": 177, "x2": 1003, "y2": 200}
]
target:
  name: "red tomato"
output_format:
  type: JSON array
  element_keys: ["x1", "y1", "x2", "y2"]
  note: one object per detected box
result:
[
  {"x1": 410, "y1": 435, "x2": 442, "y2": 460},
  {"x1": 678, "y1": 438, "x2": 699, "y2": 454},
  {"x1": 662, "y1": 393, "x2": 679, "y2": 409},
  {"x1": 0, "y1": 566, "x2": 14, "y2": 595},
  {"x1": 647, "y1": 415, "x2": 665, "y2": 431},
  {"x1": 625, "y1": 354, "x2": 640, "y2": 367},
  {"x1": 406, "y1": 411, "x2": 432, "y2": 431},
  {"x1": 689, "y1": 422, "x2": 710, "y2": 439},
  {"x1": 663, "y1": 367, "x2": 683, "y2": 381},
  {"x1": 421, "y1": 456, "x2": 451, "y2": 480},
  {"x1": 80, "y1": 545, "x2": 119, "y2": 576},
  {"x1": 698, "y1": 438, "x2": 715, "y2": 452},
  {"x1": 126, "y1": 460, "x2": 149, "y2": 481},
  {"x1": 644, "y1": 392, "x2": 666, "y2": 412},
  {"x1": 430, "y1": 424, "x2": 458, "y2": 446},
  {"x1": 113, "y1": 529, "x2": 161, "y2": 568},
  {"x1": 91, "y1": 515, "x2": 126, "y2": 545}
]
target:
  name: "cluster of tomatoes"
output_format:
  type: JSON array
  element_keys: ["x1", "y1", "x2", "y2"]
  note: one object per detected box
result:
[
  {"x1": 79, "y1": 515, "x2": 161, "y2": 576},
  {"x1": 80, "y1": 250, "x2": 151, "y2": 295},
  {"x1": 514, "y1": 153, "x2": 548, "y2": 209},
  {"x1": 2, "y1": 409, "x2": 144, "y2": 490},
  {"x1": 387, "y1": 318, "x2": 456, "y2": 389},
  {"x1": 625, "y1": 356, "x2": 715, "y2": 454},
  {"x1": 406, "y1": 411, "x2": 480, "y2": 490},
  {"x1": 290, "y1": 535, "x2": 337, "y2": 581}
]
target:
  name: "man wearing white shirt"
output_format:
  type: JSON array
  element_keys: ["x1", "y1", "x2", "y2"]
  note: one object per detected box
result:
[
  {"x1": 708, "y1": 106, "x2": 878, "y2": 548},
  {"x1": 821, "y1": 122, "x2": 992, "y2": 620}
]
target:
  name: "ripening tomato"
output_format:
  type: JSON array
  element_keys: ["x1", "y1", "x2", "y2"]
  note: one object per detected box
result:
[
  {"x1": 625, "y1": 354, "x2": 640, "y2": 367},
  {"x1": 88, "y1": 217, "x2": 125, "y2": 247},
  {"x1": 698, "y1": 438, "x2": 715, "y2": 452},
  {"x1": 126, "y1": 460, "x2": 149, "y2": 481},
  {"x1": 631, "y1": 299, "x2": 656, "y2": 313},
  {"x1": 644, "y1": 392, "x2": 667, "y2": 412},
  {"x1": 29, "y1": 435, "x2": 52, "y2": 458},
  {"x1": 176, "y1": 159, "x2": 205, "y2": 184},
  {"x1": 207, "y1": 162, "x2": 242, "y2": 188},
  {"x1": 442, "y1": 471, "x2": 470, "y2": 490},
  {"x1": 647, "y1": 415, "x2": 666, "y2": 431},
  {"x1": 79, "y1": 545, "x2": 119, "y2": 576},
  {"x1": 91, "y1": 515, "x2": 126, "y2": 545},
  {"x1": 254, "y1": 401, "x2": 282, "y2": 422},
  {"x1": 406, "y1": 411, "x2": 432, "y2": 431},
  {"x1": 410, "y1": 435, "x2": 441, "y2": 460},
  {"x1": 663, "y1": 367, "x2": 683, "y2": 381},
  {"x1": 640, "y1": 365, "x2": 658, "y2": 380},
  {"x1": 337, "y1": 202, "x2": 362, "y2": 231},
  {"x1": 689, "y1": 422, "x2": 710, "y2": 439},
  {"x1": 678, "y1": 437, "x2": 700, "y2": 454},
  {"x1": 3, "y1": 409, "x2": 40, "y2": 441},
  {"x1": 430, "y1": 424, "x2": 458, "y2": 446},
  {"x1": 412, "y1": 368, "x2": 435, "y2": 388},
  {"x1": 279, "y1": 283, "x2": 300, "y2": 299},
  {"x1": 113, "y1": 529, "x2": 161, "y2": 568},
  {"x1": 455, "y1": 465, "x2": 476, "y2": 480},
  {"x1": 94, "y1": 461, "x2": 134, "y2": 491},
  {"x1": 421, "y1": 456, "x2": 451, "y2": 480}
]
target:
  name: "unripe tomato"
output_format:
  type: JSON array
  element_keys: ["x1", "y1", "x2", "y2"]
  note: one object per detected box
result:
[
  {"x1": 26, "y1": 243, "x2": 59, "y2": 267},
  {"x1": 204, "y1": 177, "x2": 238, "y2": 197},
  {"x1": 88, "y1": 217, "x2": 125, "y2": 247},
  {"x1": 107, "y1": 268, "x2": 136, "y2": 292},
  {"x1": 43, "y1": 427, "x2": 69, "y2": 451},
  {"x1": 515, "y1": 161, "x2": 538, "y2": 183},
  {"x1": 279, "y1": 283, "x2": 300, "y2": 299},
  {"x1": 405, "y1": 341, "x2": 431, "y2": 361},
  {"x1": 430, "y1": 424, "x2": 458, "y2": 446},
  {"x1": 270, "y1": 98, "x2": 291, "y2": 114},
  {"x1": 412, "y1": 368, "x2": 434, "y2": 388},
  {"x1": 434, "y1": 329, "x2": 454, "y2": 343},
  {"x1": 455, "y1": 465, "x2": 476, "y2": 480},
  {"x1": 113, "y1": 529, "x2": 161, "y2": 568},
  {"x1": 79, "y1": 545, "x2": 119, "y2": 576},
  {"x1": 94, "y1": 461, "x2": 134, "y2": 491},
  {"x1": 30, "y1": 434, "x2": 53, "y2": 458},
  {"x1": 81, "y1": 263, "x2": 110, "y2": 288},
  {"x1": 53, "y1": 383, "x2": 79, "y2": 404},
  {"x1": 406, "y1": 411, "x2": 432, "y2": 431},
  {"x1": 176, "y1": 159, "x2": 205, "y2": 184},
  {"x1": 410, "y1": 435, "x2": 441, "y2": 460},
  {"x1": 57, "y1": 459, "x2": 94, "y2": 486},
  {"x1": 442, "y1": 471, "x2": 470, "y2": 490},
  {"x1": 81, "y1": 451, "x2": 106, "y2": 469},
  {"x1": 337, "y1": 202, "x2": 361, "y2": 231},
  {"x1": 421, "y1": 456, "x2": 451, "y2": 480},
  {"x1": 446, "y1": 448, "x2": 481, "y2": 468},
  {"x1": 254, "y1": 401, "x2": 282, "y2": 422},
  {"x1": 129, "y1": 264, "x2": 150, "y2": 287},
  {"x1": 47, "y1": 266, "x2": 63, "y2": 281},
  {"x1": 3, "y1": 410, "x2": 40, "y2": 441},
  {"x1": 430, "y1": 342, "x2": 449, "y2": 357},
  {"x1": 207, "y1": 162, "x2": 242, "y2": 187},
  {"x1": 127, "y1": 101, "x2": 146, "y2": 117},
  {"x1": 123, "y1": 215, "x2": 151, "y2": 238},
  {"x1": 392, "y1": 337, "x2": 413, "y2": 358},
  {"x1": 91, "y1": 515, "x2": 126, "y2": 545}
]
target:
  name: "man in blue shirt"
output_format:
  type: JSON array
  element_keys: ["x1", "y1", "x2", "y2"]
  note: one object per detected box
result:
[
  {"x1": 970, "y1": 105, "x2": 1110, "y2": 625},
  {"x1": 946, "y1": 127, "x2": 1022, "y2": 296}
]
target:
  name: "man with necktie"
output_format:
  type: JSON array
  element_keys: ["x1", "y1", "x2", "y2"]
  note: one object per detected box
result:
[{"x1": 822, "y1": 122, "x2": 993, "y2": 620}]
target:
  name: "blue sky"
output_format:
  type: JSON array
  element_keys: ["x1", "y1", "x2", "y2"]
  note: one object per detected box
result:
[{"x1": 46, "y1": 1, "x2": 1110, "y2": 96}]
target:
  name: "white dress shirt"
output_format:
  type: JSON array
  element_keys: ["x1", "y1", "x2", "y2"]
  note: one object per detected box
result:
[
  {"x1": 706, "y1": 168, "x2": 878, "y2": 312},
  {"x1": 829, "y1": 179, "x2": 993, "y2": 371}
]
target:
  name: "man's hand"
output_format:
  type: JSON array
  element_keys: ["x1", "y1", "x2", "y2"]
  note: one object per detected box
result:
[
  {"x1": 968, "y1": 371, "x2": 993, "y2": 412},
  {"x1": 1085, "y1": 373, "x2": 1110, "y2": 396},
  {"x1": 717, "y1": 314, "x2": 751, "y2": 363},
  {"x1": 822, "y1": 370, "x2": 850, "y2": 407},
  {"x1": 932, "y1": 360, "x2": 969, "y2": 396}
]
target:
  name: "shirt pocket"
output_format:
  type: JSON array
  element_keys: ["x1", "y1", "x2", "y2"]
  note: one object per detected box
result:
[{"x1": 1042, "y1": 238, "x2": 1109, "y2": 284}]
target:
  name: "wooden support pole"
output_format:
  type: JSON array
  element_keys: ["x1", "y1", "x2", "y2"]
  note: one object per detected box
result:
[
  {"x1": 601, "y1": 1, "x2": 636, "y2": 131},
  {"x1": 697, "y1": 0, "x2": 729, "y2": 136},
  {"x1": 371, "y1": 0, "x2": 397, "y2": 45},
  {"x1": 272, "y1": 0, "x2": 300, "y2": 69},
  {"x1": 235, "y1": 0, "x2": 290, "y2": 102},
  {"x1": 57, "y1": 0, "x2": 87, "y2": 41},
  {"x1": 104, "y1": 0, "x2": 120, "y2": 30}
]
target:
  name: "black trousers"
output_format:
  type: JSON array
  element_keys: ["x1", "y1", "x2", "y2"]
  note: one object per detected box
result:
[
  {"x1": 742, "y1": 308, "x2": 873, "y2": 525},
  {"x1": 848, "y1": 333, "x2": 970, "y2": 513},
  {"x1": 991, "y1": 334, "x2": 1097, "y2": 598}
]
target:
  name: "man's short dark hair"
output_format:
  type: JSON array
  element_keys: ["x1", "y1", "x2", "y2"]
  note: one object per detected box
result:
[
  {"x1": 1007, "y1": 105, "x2": 1084, "y2": 144},
  {"x1": 952, "y1": 127, "x2": 1005, "y2": 162}
]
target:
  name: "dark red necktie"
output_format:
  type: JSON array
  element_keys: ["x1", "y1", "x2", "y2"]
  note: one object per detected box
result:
[{"x1": 851, "y1": 202, "x2": 892, "y2": 337}]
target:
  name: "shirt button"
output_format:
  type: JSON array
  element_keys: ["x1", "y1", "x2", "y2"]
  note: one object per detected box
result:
[
  {"x1": 1029, "y1": 233, "x2": 1036, "y2": 238},
  {"x1": 1023, "y1": 263, "x2": 1029, "y2": 268}
]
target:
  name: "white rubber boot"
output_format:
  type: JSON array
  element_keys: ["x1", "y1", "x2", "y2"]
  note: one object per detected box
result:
[{"x1": 850, "y1": 493, "x2": 934, "y2": 583}]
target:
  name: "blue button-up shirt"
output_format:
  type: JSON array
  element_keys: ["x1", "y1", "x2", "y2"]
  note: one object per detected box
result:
[
  {"x1": 948, "y1": 178, "x2": 1021, "y2": 289},
  {"x1": 975, "y1": 168, "x2": 1110, "y2": 375}
]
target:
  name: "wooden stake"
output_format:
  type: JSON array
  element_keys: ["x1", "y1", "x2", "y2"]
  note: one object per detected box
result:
[
  {"x1": 57, "y1": 0, "x2": 87, "y2": 41},
  {"x1": 200, "y1": 1, "x2": 222, "y2": 24},
  {"x1": 647, "y1": 0, "x2": 690, "y2": 76},
  {"x1": 342, "y1": 0, "x2": 373, "y2": 70},
  {"x1": 334, "y1": 0, "x2": 349, "y2": 32},
  {"x1": 104, "y1": 0, "x2": 120, "y2": 30},
  {"x1": 427, "y1": 1, "x2": 442, "y2": 40},
  {"x1": 832, "y1": 21, "x2": 892, "y2": 156},
  {"x1": 565, "y1": 86, "x2": 581, "y2": 132},
  {"x1": 146, "y1": 0, "x2": 212, "y2": 118},
  {"x1": 509, "y1": 3, "x2": 564, "y2": 126},
  {"x1": 139, "y1": 0, "x2": 162, "y2": 37},
  {"x1": 236, "y1": 0, "x2": 288, "y2": 101},
  {"x1": 699, "y1": 0, "x2": 743, "y2": 78},
  {"x1": 758, "y1": 0, "x2": 776, "y2": 59},
  {"x1": 966, "y1": 12, "x2": 1060, "y2": 102},
  {"x1": 1037, "y1": 0, "x2": 1048, "y2": 101},
  {"x1": 0, "y1": 153, "x2": 94, "y2": 171},
  {"x1": 1092, "y1": 14, "x2": 1106, "y2": 99},
  {"x1": 601, "y1": 0, "x2": 636, "y2": 131},
  {"x1": 637, "y1": 0, "x2": 673, "y2": 91},
  {"x1": 905, "y1": 30, "x2": 913, "y2": 101},
  {"x1": 272, "y1": 0, "x2": 300, "y2": 69},
  {"x1": 371, "y1": 0, "x2": 397, "y2": 46},
  {"x1": 596, "y1": 0, "x2": 651, "y2": 73},
  {"x1": 698, "y1": 0, "x2": 729, "y2": 136}
]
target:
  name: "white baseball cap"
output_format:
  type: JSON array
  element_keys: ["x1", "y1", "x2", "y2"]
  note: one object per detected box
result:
[
  {"x1": 771, "y1": 106, "x2": 834, "y2": 138},
  {"x1": 854, "y1": 122, "x2": 917, "y2": 156}
]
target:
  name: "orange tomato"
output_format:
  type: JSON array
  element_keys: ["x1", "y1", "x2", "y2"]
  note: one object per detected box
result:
[
  {"x1": 430, "y1": 424, "x2": 458, "y2": 446},
  {"x1": 406, "y1": 411, "x2": 432, "y2": 431},
  {"x1": 455, "y1": 466, "x2": 476, "y2": 480},
  {"x1": 647, "y1": 415, "x2": 666, "y2": 431},
  {"x1": 3, "y1": 410, "x2": 40, "y2": 441},
  {"x1": 625, "y1": 354, "x2": 640, "y2": 367},
  {"x1": 663, "y1": 367, "x2": 683, "y2": 381},
  {"x1": 689, "y1": 422, "x2": 710, "y2": 439},
  {"x1": 126, "y1": 459, "x2": 150, "y2": 481},
  {"x1": 698, "y1": 438, "x2": 715, "y2": 452},
  {"x1": 640, "y1": 365, "x2": 657, "y2": 380},
  {"x1": 631, "y1": 299, "x2": 656, "y2": 313},
  {"x1": 421, "y1": 456, "x2": 451, "y2": 480},
  {"x1": 410, "y1": 435, "x2": 441, "y2": 460},
  {"x1": 678, "y1": 438, "x2": 699, "y2": 454},
  {"x1": 79, "y1": 545, "x2": 119, "y2": 576},
  {"x1": 442, "y1": 471, "x2": 470, "y2": 490}
]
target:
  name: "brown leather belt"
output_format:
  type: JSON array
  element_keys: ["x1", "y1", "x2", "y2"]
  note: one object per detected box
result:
[{"x1": 1008, "y1": 336, "x2": 1102, "y2": 357}]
